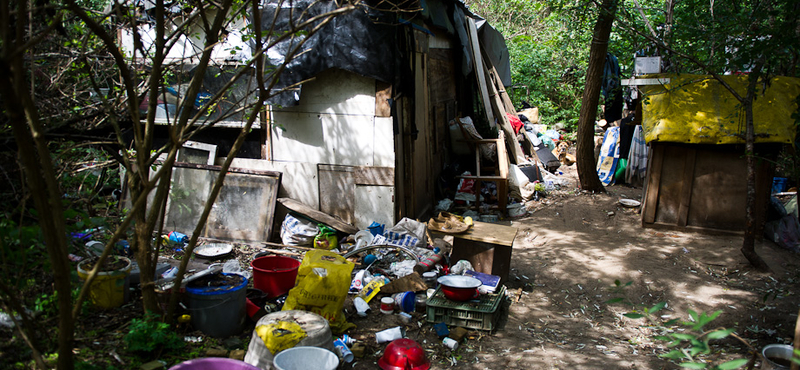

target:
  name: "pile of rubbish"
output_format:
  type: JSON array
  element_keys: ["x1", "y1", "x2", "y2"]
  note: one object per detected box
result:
[{"x1": 153, "y1": 209, "x2": 509, "y2": 369}]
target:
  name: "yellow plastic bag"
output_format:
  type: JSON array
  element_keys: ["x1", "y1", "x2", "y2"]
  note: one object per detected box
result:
[
  {"x1": 255, "y1": 321, "x2": 307, "y2": 355},
  {"x1": 282, "y1": 250, "x2": 356, "y2": 334}
]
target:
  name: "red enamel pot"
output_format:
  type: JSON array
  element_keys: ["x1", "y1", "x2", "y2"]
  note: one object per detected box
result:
[{"x1": 437, "y1": 275, "x2": 481, "y2": 301}]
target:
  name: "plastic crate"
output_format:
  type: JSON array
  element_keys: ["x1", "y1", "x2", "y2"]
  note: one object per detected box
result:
[{"x1": 426, "y1": 285, "x2": 506, "y2": 331}]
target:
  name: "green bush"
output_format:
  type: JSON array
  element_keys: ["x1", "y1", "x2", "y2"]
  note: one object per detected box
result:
[{"x1": 124, "y1": 316, "x2": 184, "y2": 355}]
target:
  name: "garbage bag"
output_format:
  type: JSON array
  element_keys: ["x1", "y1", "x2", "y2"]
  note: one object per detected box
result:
[
  {"x1": 282, "y1": 250, "x2": 356, "y2": 334},
  {"x1": 280, "y1": 214, "x2": 319, "y2": 246}
]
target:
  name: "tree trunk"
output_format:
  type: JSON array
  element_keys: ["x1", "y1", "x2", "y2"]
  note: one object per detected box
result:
[
  {"x1": 740, "y1": 65, "x2": 769, "y2": 271},
  {"x1": 576, "y1": 0, "x2": 617, "y2": 192}
]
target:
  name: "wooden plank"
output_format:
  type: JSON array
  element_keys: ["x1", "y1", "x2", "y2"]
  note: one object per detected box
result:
[
  {"x1": 466, "y1": 17, "x2": 496, "y2": 129},
  {"x1": 482, "y1": 62, "x2": 525, "y2": 164},
  {"x1": 355, "y1": 166, "x2": 394, "y2": 186},
  {"x1": 642, "y1": 143, "x2": 664, "y2": 224},
  {"x1": 168, "y1": 161, "x2": 282, "y2": 177},
  {"x1": 676, "y1": 147, "x2": 697, "y2": 227},
  {"x1": 375, "y1": 81, "x2": 392, "y2": 118},
  {"x1": 318, "y1": 164, "x2": 356, "y2": 225},
  {"x1": 486, "y1": 62, "x2": 517, "y2": 115},
  {"x1": 454, "y1": 220, "x2": 517, "y2": 247},
  {"x1": 278, "y1": 197, "x2": 359, "y2": 235}
]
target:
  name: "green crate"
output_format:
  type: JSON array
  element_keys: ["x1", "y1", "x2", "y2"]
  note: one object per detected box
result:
[{"x1": 425, "y1": 285, "x2": 506, "y2": 331}]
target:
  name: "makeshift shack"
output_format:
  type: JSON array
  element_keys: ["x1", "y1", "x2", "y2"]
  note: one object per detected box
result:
[
  {"x1": 124, "y1": 0, "x2": 518, "y2": 241},
  {"x1": 638, "y1": 74, "x2": 800, "y2": 234}
]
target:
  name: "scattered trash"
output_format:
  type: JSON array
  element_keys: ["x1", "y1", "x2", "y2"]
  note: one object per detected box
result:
[{"x1": 376, "y1": 326, "x2": 405, "y2": 344}]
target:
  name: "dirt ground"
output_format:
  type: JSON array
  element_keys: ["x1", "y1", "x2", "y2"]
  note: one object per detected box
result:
[{"x1": 337, "y1": 164, "x2": 800, "y2": 370}]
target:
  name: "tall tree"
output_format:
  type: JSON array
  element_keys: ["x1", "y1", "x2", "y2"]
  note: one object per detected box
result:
[{"x1": 575, "y1": 0, "x2": 618, "y2": 192}]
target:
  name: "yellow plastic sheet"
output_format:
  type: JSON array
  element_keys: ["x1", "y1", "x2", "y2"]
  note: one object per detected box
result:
[
  {"x1": 639, "y1": 74, "x2": 800, "y2": 144},
  {"x1": 256, "y1": 321, "x2": 307, "y2": 355}
]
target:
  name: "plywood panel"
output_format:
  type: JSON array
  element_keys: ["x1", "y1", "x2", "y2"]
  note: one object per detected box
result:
[
  {"x1": 643, "y1": 142, "x2": 776, "y2": 235},
  {"x1": 318, "y1": 164, "x2": 356, "y2": 225},
  {"x1": 270, "y1": 111, "x2": 376, "y2": 167},
  {"x1": 354, "y1": 185, "x2": 395, "y2": 230},
  {"x1": 653, "y1": 145, "x2": 686, "y2": 225},
  {"x1": 374, "y1": 117, "x2": 395, "y2": 167},
  {"x1": 355, "y1": 167, "x2": 394, "y2": 186},
  {"x1": 688, "y1": 147, "x2": 748, "y2": 230},
  {"x1": 270, "y1": 68, "x2": 379, "y2": 167},
  {"x1": 286, "y1": 68, "x2": 376, "y2": 116}
]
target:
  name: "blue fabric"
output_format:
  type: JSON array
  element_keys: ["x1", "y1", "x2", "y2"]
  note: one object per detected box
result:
[{"x1": 597, "y1": 127, "x2": 620, "y2": 186}]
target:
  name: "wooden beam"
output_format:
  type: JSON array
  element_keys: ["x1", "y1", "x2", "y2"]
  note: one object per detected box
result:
[
  {"x1": 642, "y1": 144, "x2": 664, "y2": 224},
  {"x1": 466, "y1": 17, "x2": 496, "y2": 129},
  {"x1": 278, "y1": 198, "x2": 359, "y2": 235},
  {"x1": 676, "y1": 148, "x2": 697, "y2": 227},
  {"x1": 483, "y1": 63, "x2": 525, "y2": 164}
]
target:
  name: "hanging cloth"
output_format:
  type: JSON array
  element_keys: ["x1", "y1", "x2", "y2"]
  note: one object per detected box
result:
[
  {"x1": 596, "y1": 126, "x2": 620, "y2": 186},
  {"x1": 626, "y1": 125, "x2": 648, "y2": 184}
]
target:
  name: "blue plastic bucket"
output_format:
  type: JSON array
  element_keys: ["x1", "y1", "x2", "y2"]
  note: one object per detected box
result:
[{"x1": 186, "y1": 273, "x2": 248, "y2": 338}]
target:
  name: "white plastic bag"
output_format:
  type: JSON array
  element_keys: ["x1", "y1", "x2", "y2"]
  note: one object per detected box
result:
[
  {"x1": 280, "y1": 214, "x2": 319, "y2": 246},
  {"x1": 222, "y1": 259, "x2": 251, "y2": 280}
]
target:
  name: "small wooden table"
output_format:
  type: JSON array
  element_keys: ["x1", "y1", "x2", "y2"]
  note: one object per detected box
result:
[{"x1": 444, "y1": 221, "x2": 517, "y2": 284}]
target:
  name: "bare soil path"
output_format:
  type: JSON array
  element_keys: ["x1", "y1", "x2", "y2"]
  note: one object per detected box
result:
[{"x1": 347, "y1": 165, "x2": 799, "y2": 369}]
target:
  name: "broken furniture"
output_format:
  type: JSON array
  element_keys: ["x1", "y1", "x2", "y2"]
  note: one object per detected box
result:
[
  {"x1": 435, "y1": 220, "x2": 517, "y2": 284},
  {"x1": 455, "y1": 121, "x2": 509, "y2": 214}
]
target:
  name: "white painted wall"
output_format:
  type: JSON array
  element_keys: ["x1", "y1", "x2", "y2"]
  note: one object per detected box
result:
[
  {"x1": 221, "y1": 69, "x2": 398, "y2": 234},
  {"x1": 270, "y1": 69, "x2": 381, "y2": 167}
]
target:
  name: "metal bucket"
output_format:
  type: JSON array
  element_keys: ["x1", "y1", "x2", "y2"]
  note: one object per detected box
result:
[{"x1": 762, "y1": 344, "x2": 794, "y2": 370}]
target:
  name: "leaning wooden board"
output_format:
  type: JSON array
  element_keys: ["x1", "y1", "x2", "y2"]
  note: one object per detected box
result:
[{"x1": 278, "y1": 198, "x2": 359, "y2": 235}]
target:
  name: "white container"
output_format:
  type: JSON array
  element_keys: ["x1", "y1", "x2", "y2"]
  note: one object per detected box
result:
[
  {"x1": 376, "y1": 326, "x2": 405, "y2": 344},
  {"x1": 443, "y1": 337, "x2": 459, "y2": 350},
  {"x1": 273, "y1": 347, "x2": 339, "y2": 370}
]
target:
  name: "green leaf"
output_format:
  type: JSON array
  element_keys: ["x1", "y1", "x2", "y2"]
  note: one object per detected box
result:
[
  {"x1": 648, "y1": 302, "x2": 667, "y2": 314},
  {"x1": 606, "y1": 297, "x2": 624, "y2": 304},
  {"x1": 706, "y1": 328, "x2": 734, "y2": 340},
  {"x1": 623, "y1": 313, "x2": 645, "y2": 319},
  {"x1": 664, "y1": 319, "x2": 680, "y2": 326},
  {"x1": 716, "y1": 359, "x2": 748, "y2": 369},
  {"x1": 661, "y1": 350, "x2": 685, "y2": 359},
  {"x1": 672, "y1": 333, "x2": 696, "y2": 341},
  {"x1": 679, "y1": 362, "x2": 707, "y2": 369},
  {"x1": 614, "y1": 279, "x2": 621, "y2": 287}
]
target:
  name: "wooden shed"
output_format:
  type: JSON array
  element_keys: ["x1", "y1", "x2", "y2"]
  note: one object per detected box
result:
[
  {"x1": 128, "y1": 0, "x2": 517, "y2": 241},
  {"x1": 639, "y1": 74, "x2": 800, "y2": 234}
]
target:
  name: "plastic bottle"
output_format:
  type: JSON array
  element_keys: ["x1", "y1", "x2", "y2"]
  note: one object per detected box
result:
[{"x1": 168, "y1": 231, "x2": 188, "y2": 244}]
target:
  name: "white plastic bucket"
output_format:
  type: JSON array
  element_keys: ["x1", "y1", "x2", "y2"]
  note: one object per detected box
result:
[{"x1": 273, "y1": 347, "x2": 339, "y2": 370}]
